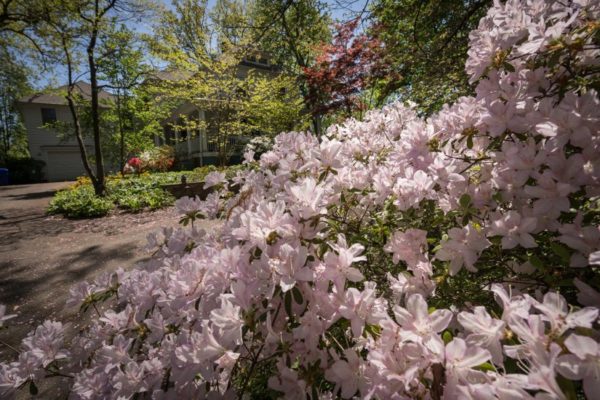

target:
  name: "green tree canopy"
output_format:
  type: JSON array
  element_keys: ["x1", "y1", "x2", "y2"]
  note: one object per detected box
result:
[{"x1": 370, "y1": 0, "x2": 492, "y2": 114}]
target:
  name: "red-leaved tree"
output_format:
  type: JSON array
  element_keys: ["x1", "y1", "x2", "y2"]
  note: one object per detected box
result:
[{"x1": 303, "y1": 18, "x2": 391, "y2": 119}]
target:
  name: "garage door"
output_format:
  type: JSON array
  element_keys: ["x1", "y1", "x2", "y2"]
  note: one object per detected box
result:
[{"x1": 45, "y1": 150, "x2": 87, "y2": 181}]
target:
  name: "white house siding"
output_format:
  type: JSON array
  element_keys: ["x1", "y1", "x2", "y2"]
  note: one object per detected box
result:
[
  {"x1": 45, "y1": 147, "x2": 88, "y2": 181},
  {"x1": 19, "y1": 103, "x2": 95, "y2": 181}
]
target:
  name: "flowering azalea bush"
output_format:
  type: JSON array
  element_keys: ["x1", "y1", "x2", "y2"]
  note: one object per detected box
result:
[
  {"x1": 125, "y1": 146, "x2": 175, "y2": 174},
  {"x1": 243, "y1": 136, "x2": 274, "y2": 161},
  {"x1": 125, "y1": 156, "x2": 142, "y2": 174},
  {"x1": 2, "y1": 1, "x2": 600, "y2": 398}
]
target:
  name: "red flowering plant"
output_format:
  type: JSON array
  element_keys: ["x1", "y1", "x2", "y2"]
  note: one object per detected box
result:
[{"x1": 123, "y1": 146, "x2": 175, "y2": 174}]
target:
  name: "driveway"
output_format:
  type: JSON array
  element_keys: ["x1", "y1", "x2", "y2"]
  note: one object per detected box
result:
[{"x1": 0, "y1": 182, "x2": 213, "y2": 370}]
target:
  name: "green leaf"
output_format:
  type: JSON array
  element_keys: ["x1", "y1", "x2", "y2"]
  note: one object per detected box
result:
[
  {"x1": 29, "y1": 381, "x2": 38, "y2": 395},
  {"x1": 364, "y1": 323, "x2": 382, "y2": 339},
  {"x1": 292, "y1": 286, "x2": 303, "y2": 304},
  {"x1": 284, "y1": 290, "x2": 293, "y2": 317},
  {"x1": 557, "y1": 375, "x2": 577, "y2": 400},
  {"x1": 492, "y1": 191, "x2": 503, "y2": 203},
  {"x1": 466, "y1": 134, "x2": 473, "y2": 149},
  {"x1": 317, "y1": 170, "x2": 328, "y2": 183},
  {"x1": 474, "y1": 362, "x2": 495, "y2": 372},
  {"x1": 503, "y1": 61, "x2": 515, "y2": 72},
  {"x1": 311, "y1": 385, "x2": 319, "y2": 400},
  {"x1": 461, "y1": 214, "x2": 470, "y2": 226},
  {"x1": 442, "y1": 330, "x2": 453, "y2": 345},
  {"x1": 550, "y1": 242, "x2": 571, "y2": 264},
  {"x1": 529, "y1": 254, "x2": 544, "y2": 269},
  {"x1": 459, "y1": 194, "x2": 471, "y2": 208}
]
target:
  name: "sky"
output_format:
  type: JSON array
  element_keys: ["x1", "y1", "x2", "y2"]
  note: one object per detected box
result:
[{"x1": 37, "y1": 0, "x2": 370, "y2": 90}]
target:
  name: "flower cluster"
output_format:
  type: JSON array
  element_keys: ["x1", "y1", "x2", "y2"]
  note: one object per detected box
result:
[
  {"x1": 1, "y1": 1, "x2": 600, "y2": 398},
  {"x1": 125, "y1": 146, "x2": 175, "y2": 174},
  {"x1": 243, "y1": 135, "x2": 274, "y2": 161}
]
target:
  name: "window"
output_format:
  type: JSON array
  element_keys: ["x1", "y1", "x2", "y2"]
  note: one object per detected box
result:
[{"x1": 41, "y1": 108, "x2": 57, "y2": 125}]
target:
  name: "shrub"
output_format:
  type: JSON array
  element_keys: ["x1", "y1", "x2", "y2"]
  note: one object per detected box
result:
[
  {"x1": 46, "y1": 168, "x2": 237, "y2": 218},
  {"x1": 125, "y1": 146, "x2": 175, "y2": 174},
  {"x1": 243, "y1": 136, "x2": 273, "y2": 160},
  {"x1": 47, "y1": 186, "x2": 114, "y2": 218},
  {"x1": 3, "y1": 2, "x2": 600, "y2": 399},
  {"x1": 2, "y1": 157, "x2": 45, "y2": 184},
  {"x1": 114, "y1": 188, "x2": 174, "y2": 212}
]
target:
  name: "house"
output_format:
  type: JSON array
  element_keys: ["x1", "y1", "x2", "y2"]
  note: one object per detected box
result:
[
  {"x1": 17, "y1": 55, "x2": 278, "y2": 181},
  {"x1": 16, "y1": 82, "x2": 115, "y2": 182},
  {"x1": 152, "y1": 54, "x2": 279, "y2": 168}
]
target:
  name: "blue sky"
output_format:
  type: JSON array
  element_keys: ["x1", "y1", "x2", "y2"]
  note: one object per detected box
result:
[{"x1": 38, "y1": 0, "x2": 370, "y2": 89}]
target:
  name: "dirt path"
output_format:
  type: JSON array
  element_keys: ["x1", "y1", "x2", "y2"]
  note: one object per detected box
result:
[{"x1": 0, "y1": 183, "x2": 214, "y2": 371}]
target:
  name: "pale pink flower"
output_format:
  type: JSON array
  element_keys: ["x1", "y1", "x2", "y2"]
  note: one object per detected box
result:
[
  {"x1": 524, "y1": 343, "x2": 567, "y2": 400},
  {"x1": 489, "y1": 284, "x2": 532, "y2": 322},
  {"x1": 323, "y1": 234, "x2": 366, "y2": 292},
  {"x1": 112, "y1": 362, "x2": 145, "y2": 398},
  {"x1": 557, "y1": 334, "x2": 600, "y2": 399},
  {"x1": 458, "y1": 306, "x2": 505, "y2": 365},
  {"x1": 524, "y1": 171, "x2": 574, "y2": 217},
  {"x1": 175, "y1": 195, "x2": 202, "y2": 215},
  {"x1": 175, "y1": 321, "x2": 225, "y2": 365},
  {"x1": 558, "y1": 214, "x2": 600, "y2": 267},
  {"x1": 316, "y1": 137, "x2": 344, "y2": 169},
  {"x1": 444, "y1": 338, "x2": 491, "y2": 392},
  {"x1": 266, "y1": 244, "x2": 313, "y2": 292},
  {"x1": 210, "y1": 297, "x2": 244, "y2": 346},
  {"x1": 268, "y1": 360, "x2": 307, "y2": 400},
  {"x1": 22, "y1": 320, "x2": 68, "y2": 368},
  {"x1": 436, "y1": 225, "x2": 491, "y2": 275},
  {"x1": 488, "y1": 211, "x2": 538, "y2": 249},
  {"x1": 66, "y1": 281, "x2": 97, "y2": 308},
  {"x1": 285, "y1": 177, "x2": 328, "y2": 219},
  {"x1": 393, "y1": 294, "x2": 452, "y2": 352},
  {"x1": 533, "y1": 292, "x2": 598, "y2": 335},
  {"x1": 325, "y1": 349, "x2": 364, "y2": 398},
  {"x1": 98, "y1": 334, "x2": 133, "y2": 372},
  {"x1": 384, "y1": 228, "x2": 428, "y2": 268},
  {"x1": 338, "y1": 282, "x2": 388, "y2": 338},
  {"x1": 574, "y1": 278, "x2": 600, "y2": 307},
  {"x1": 232, "y1": 200, "x2": 297, "y2": 250},
  {"x1": 203, "y1": 171, "x2": 227, "y2": 189}
]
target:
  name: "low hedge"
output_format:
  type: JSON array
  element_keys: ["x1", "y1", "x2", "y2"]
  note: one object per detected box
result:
[
  {"x1": 47, "y1": 186, "x2": 115, "y2": 218},
  {"x1": 48, "y1": 165, "x2": 244, "y2": 218}
]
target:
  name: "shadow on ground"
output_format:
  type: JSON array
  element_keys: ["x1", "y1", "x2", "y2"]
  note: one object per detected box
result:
[
  {"x1": 0, "y1": 210, "x2": 77, "y2": 248},
  {"x1": 0, "y1": 242, "x2": 138, "y2": 306},
  {"x1": 5, "y1": 190, "x2": 62, "y2": 201}
]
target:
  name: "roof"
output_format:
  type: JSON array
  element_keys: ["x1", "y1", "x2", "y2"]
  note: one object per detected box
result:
[
  {"x1": 147, "y1": 69, "x2": 195, "y2": 82},
  {"x1": 148, "y1": 57, "x2": 278, "y2": 84},
  {"x1": 17, "y1": 82, "x2": 115, "y2": 106}
]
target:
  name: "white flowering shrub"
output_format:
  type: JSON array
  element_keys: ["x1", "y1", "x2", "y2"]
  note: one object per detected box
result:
[
  {"x1": 2, "y1": 1, "x2": 600, "y2": 398},
  {"x1": 243, "y1": 136, "x2": 274, "y2": 161}
]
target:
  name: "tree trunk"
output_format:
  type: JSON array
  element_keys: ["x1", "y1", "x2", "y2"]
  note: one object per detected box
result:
[
  {"x1": 66, "y1": 93, "x2": 97, "y2": 187},
  {"x1": 116, "y1": 90, "x2": 125, "y2": 173},
  {"x1": 62, "y1": 36, "x2": 98, "y2": 189},
  {"x1": 1, "y1": 96, "x2": 10, "y2": 159},
  {"x1": 312, "y1": 115, "x2": 321, "y2": 136},
  {"x1": 88, "y1": 29, "x2": 105, "y2": 195}
]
